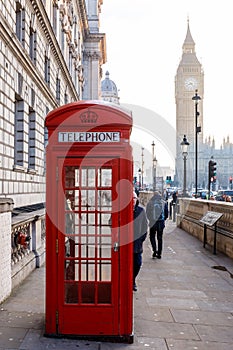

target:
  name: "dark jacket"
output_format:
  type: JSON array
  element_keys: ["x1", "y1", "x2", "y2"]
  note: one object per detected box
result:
[
  {"x1": 146, "y1": 194, "x2": 168, "y2": 229},
  {"x1": 133, "y1": 200, "x2": 148, "y2": 253}
]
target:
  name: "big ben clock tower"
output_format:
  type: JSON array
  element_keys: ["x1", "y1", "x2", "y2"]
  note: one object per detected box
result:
[{"x1": 175, "y1": 20, "x2": 204, "y2": 189}]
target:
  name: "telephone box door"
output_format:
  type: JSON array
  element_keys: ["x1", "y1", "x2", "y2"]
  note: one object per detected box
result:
[{"x1": 57, "y1": 157, "x2": 120, "y2": 335}]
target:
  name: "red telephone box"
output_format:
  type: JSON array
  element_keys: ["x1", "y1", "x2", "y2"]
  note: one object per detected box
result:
[{"x1": 45, "y1": 101, "x2": 134, "y2": 342}]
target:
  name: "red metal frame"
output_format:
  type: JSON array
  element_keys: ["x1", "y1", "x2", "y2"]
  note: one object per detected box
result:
[{"x1": 45, "y1": 101, "x2": 134, "y2": 342}]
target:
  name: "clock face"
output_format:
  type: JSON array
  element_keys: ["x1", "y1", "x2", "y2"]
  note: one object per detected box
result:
[{"x1": 184, "y1": 77, "x2": 198, "y2": 91}]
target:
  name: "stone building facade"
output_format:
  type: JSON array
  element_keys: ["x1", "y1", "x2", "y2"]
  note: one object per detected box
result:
[
  {"x1": 175, "y1": 21, "x2": 233, "y2": 191},
  {"x1": 0, "y1": 0, "x2": 106, "y2": 208},
  {"x1": 0, "y1": 0, "x2": 106, "y2": 302}
]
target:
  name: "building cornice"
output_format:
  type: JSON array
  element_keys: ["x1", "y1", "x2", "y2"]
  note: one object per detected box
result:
[{"x1": 84, "y1": 32, "x2": 107, "y2": 64}]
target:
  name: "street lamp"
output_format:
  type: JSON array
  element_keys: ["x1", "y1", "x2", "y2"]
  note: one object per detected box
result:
[
  {"x1": 138, "y1": 168, "x2": 142, "y2": 190},
  {"x1": 141, "y1": 147, "x2": 144, "y2": 190},
  {"x1": 180, "y1": 135, "x2": 190, "y2": 197},
  {"x1": 151, "y1": 141, "x2": 157, "y2": 191},
  {"x1": 192, "y1": 90, "x2": 201, "y2": 198}
]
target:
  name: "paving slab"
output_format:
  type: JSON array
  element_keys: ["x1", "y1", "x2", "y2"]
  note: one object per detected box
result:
[
  {"x1": 0, "y1": 326, "x2": 27, "y2": 349},
  {"x1": 166, "y1": 338, "x2": 233, "y2": 350},
  {"x1": 194, "y1": 324, "x2": 233, "y2": 343},
  {"x1": 146, "y1": 296, "x2": 200, "y2": 309},
  {"x1": 171, "y1": 309, "x2": 233, "y2": 326}
]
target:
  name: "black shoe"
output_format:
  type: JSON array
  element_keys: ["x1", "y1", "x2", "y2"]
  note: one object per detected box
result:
[
  {"x1": 156, "y1": 253, "x2": 161, "y2": 259},
  {"x1": 152, "y1": 251, "x2": 157, "y2": 259},
  {"x1": 133, "y1": 284, "x2": 137, "y2": 291}
]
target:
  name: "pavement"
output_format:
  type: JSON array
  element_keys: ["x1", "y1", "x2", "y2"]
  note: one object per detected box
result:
[{"x1": 1, "y1": 219, "x2": 233, "y2": 349}]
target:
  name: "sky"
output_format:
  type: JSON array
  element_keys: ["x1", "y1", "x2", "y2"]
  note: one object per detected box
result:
[{"x1": 100, "y1": 0, "x2": 233, "y2": 170}]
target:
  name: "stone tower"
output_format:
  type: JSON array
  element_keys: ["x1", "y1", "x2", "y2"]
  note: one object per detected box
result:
[{"x1": 175, "y1": 20, "x2": 204, "y2": 189}]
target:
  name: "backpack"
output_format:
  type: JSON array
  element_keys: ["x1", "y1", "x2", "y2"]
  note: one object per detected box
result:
[{"x1": 152, "y1": 199, "x2": 165, "y2": 222}]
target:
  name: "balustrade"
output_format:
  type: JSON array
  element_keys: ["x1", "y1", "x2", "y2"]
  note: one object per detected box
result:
[{"x1": 11, "y1": 223, "x2": 30, "y2": 265}]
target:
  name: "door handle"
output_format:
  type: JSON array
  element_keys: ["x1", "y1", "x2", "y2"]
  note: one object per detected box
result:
[{"x1": 113, "y1": 242, "x2": 119, "y2": 252}]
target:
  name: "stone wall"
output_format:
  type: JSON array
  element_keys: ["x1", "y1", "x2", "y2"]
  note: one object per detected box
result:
[
  {"x1": 177, "y1": 198, "x2": 233, "y2": 258},
  {"x1": 139, "y1": 191, "x2": 154, "y2": 207}
]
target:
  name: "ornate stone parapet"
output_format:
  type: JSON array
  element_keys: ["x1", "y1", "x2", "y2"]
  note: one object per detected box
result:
[{"x1": 11, "y1": 206, "x2": 45, "y2": 289}]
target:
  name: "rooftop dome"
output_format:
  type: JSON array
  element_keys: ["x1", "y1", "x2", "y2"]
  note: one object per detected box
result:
[{"x1": 101, "y1": 71, "x2": 118, "y2": 95}]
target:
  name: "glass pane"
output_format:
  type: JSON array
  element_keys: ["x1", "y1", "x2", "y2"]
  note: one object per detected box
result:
[
  {"x1": 81, "y1": 260, "x2": 95, "y2": 281},
  {"x1": 81, "y1": 282, "x2": 95, "y2": 303},
  {"x1": 65, "y1": 212, "x2": 74, "y2": 234},
  {"x1": 73, "y1": 213, "x2": 80, "y2": 234},
  {"x1": 65, "y1": 166, "x2": 79, "y2": 187},
  {"x1": 65, "y1": 190, "x2": 79, "y2": 210},
  {"x1": 65, "y1": 190, "x2": 73, "y2": 207},
  {"x1": 97, "y1": 226, "x2": 111, "y2": 235},
  {"x1": 65, "y1": 238, "x2": 79, "y2": 258},
  {"x1": 98, "y1": 283, "x2": 111, "y2": 304},
  {"x1": 97, "y1": 213, "x2": 111, "y2": 225},
  {"x1": 97, "y1": 245, "x2": 111, "y2": 258},
  {"x1": 97, "y1": 261, "x2": 111, "y2": 281},
  {"x1": 65, "y1": 237, "x2": 71, "y2": 257},
  {"x1": 81, "y1": 213, "x2": 95, "y2": 225},
  {"x1": 65, "y1": 212, "x2": 80, "y2": 234},
  {"x1": 87, "y1": 168, "x2": 95, "y2": 187},
  {"x1": 81, "y1": 190, "x2": 95, "y2": 210},
  {"x1": 97, "y1": 236, "x2": 111, "y2": 258},
  {"x1": 98, "y1": 168, "x2": 112, "y2": 187},
  {"x1": 80, "y1": 223, "x2": 95, "y2": 235},
  {"x1": 65, "y1": 237, "x2": 73, "y2": 257},
  {"x1": 81, "y1": 237, "x2": 95, "y2": 258},
  {"x1": 64, "y1": 260, "x2": 79, "y2": 280},
  {"x1": 98, "y1": 190, "x2": 112, "y2": 210},
  {"x1": 65, "y1": 282, "x2": 78, "y2": 303},
  {"x1": 81, "y1": 167, "x2": 95, "y2": 187}
]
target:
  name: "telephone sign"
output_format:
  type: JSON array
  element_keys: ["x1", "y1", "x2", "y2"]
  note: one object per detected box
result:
[{"x1": 58, "y1": 131, "x2": 120, "y2": 143}]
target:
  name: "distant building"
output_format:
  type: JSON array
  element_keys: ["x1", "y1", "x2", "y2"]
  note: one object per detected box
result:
[
  {"x1": 175, "y1": 20, "x2": 233, "y2": 191},
  {"x1": 101, "y1": 71, "x2": 120, "y2": 104}
]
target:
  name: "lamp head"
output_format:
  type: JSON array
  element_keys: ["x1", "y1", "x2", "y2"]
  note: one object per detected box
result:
[{"x1": 181, "y1": 135, "x2": 190, "y2": 155}]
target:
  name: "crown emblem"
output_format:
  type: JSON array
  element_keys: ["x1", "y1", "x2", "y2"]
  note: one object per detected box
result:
[{"x1": 80, "y1": 111, "x2": 98, "y2": 123}]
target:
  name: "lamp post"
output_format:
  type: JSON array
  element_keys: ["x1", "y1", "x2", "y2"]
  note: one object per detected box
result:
[
  {"x1": 141, "y1": 147, "x2": 144, "y2": 190},
  {"x1": 180, "y1": 135, "x2": 190, "y2": 197},
  {"x1": 192, "y1": 90, "x2": 201, "y2": 198},
  {"x1": 138, "y1": 168, "x2": 142, "y2": 190},
  {"x1": 151, "y1": 141, "x2": 157, "y2": 191}
]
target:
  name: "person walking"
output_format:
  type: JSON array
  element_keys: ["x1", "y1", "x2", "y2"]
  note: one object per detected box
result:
[
  {"x1": 133, "y1": 191, "x2": 148, "y2": 291},
  {"x1": 146, "y1": 191, "x2": 168, "y2": 259}
]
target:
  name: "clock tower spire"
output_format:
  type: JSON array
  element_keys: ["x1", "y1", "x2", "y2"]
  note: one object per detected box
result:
[
  {"x1": 175, "y1": 19, "x2": 204, "y2": 189},
  {"x1": 182, "y1": 18, "x2": 195, "y2": 54}
]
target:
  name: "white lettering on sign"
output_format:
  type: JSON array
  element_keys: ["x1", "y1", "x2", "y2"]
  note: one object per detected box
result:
[{"x1": 58, "y1": 131, "x2": 120, "y2": 143}]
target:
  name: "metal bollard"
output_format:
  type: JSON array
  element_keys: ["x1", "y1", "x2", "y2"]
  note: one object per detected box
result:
[
  {"x1": 173, "y1": 203, "x2": 176, "y2": 222},
  {"x1": 169, "y1": 201, "x2": 173, "y2": 219}
]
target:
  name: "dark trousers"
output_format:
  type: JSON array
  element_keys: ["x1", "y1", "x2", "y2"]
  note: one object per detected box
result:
[
  {"x1": 133, "y1": 253, "x2": 142, "y2": 284},
  {"x1": 149, "y1": 224, "x2": 163, "y2": 255}
]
